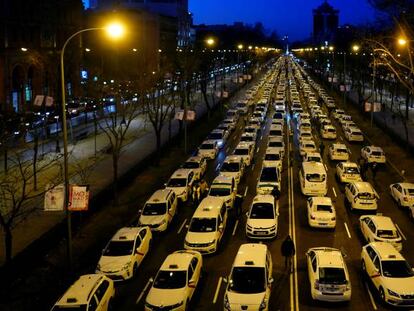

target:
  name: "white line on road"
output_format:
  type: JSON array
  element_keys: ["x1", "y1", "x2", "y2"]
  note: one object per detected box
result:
[
  {"x1": 332, "y1": 187, "x2": 337, "y2": 198},
  {"x1": 232, "y1": 220, "x2": 239, "y2": 236},
  {"x1": 216, "y1": 163, "x2": 221, "y2": 171},
  {"x1": 226, "y1": 146, "x2": 231, "y2": 153},
  {"x1": 213, "y1": 277, "x2": 223, "y2": 303},
  {"x1": 395, "y1": 223, "x2": 407, "y2": 240},
  {"x1": 365, "y1": 282, "x2": 378, "y2": 310},
  {"x1": 344, "y1": 222, "x2": 352, "y2": 239},
  {"x1": 260, "y1": 135, "x2": 263, "y2": 140},
  {"x1": 244, "y1": 186, "x2": 248, "y2": 197},
  {"x1": 135, "y1": 279, "x2": 153, "y2": 304},
  {"x1": 339, "y1": 136, "x2": 344, "y2": 141},
  {"x1": 177, "y1": 219, "x2": 187, "y2": 234}
]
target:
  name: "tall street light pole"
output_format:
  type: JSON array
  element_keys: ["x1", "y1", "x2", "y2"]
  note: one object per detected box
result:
[{"x1": 60, "y1": 23, "x2": 124, "y2": 271}]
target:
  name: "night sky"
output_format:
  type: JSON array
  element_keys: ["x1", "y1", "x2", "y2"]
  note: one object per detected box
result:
[{"x1": 189, "y1": 0, "x2": 378, "y2": 41}]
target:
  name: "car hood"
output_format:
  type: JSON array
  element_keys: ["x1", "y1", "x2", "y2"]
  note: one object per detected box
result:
[
  {"x1": 221, "y1": 171, "x2": 240, "y2": 179},
  {"x1": 247, "y1": 218, "x2": 277, "y2": 229},
  {"x1": 382, "y1": 276, "x2": 414, "y2": 294},
  {"x1": 185, "y1": 231, "x2": 217, "y2": 244},
  {"x1": 98, "y1": 255, "x2": 131, "y2": 272},
  {"x1": 139, "y1": 214, "x2": 166, "y2": 225},
  {"x1": 146, "y1": 287, "x2": 187, "y2": 307},
  {"x1": 227, "y1": 291, "x2": 266, "y2": 308},
  {"x1": 166, "y1": 187, "x2": 186, "y2": 195}
]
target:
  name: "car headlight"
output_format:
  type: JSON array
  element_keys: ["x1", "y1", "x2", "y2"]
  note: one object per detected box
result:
[
  {"x1": 122, "y1": 262, "x2": 132, "y2": 270},
  {"x1": 387, "y1": 289, "x2": 400, "y2": 298},
  {"x1": 208, "y1": 240, "x2": 216, "y2": 246},
  {"x1": 224, "y1": 294, "x2": 231, "y2": 310},
  {"x1": 259, "y1": 298, "x2": 268, "y2": 311},
  {"x1": 168, "y1": 301, "x2": 184, "y2": 308},
  {"x1": 159, "y1": 219, "x2": 167, "y2": 226}
]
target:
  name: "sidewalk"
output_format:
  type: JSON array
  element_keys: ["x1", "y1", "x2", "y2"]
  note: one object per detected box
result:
[{"x1": 0, "y1": 73, "x2": 244, "y2": 265}]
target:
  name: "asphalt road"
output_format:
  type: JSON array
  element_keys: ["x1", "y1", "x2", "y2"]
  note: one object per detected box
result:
[{"x1": 64, "y1": 59, "x2": 414, "y2": 311}]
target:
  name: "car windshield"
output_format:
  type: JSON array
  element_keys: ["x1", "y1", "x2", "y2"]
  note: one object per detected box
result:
[
  {"x1": 103, "y1": 241, "x2": 134, "y2": 256},
  {"x1": 143, "y1": 203, "x2": 167, "y2": 215},
  {"x1": 209, "y1": 187, "x2": 231, "y2": 196},
  {"x1": 182, "y1": 162, "x2": 199, "y2": 169},
  {"x1": 234, "y1": 149, "x2": 248, "y2": 155},
  {"x1": 306, "y1": 173, "x2": 325, "y2": 182},
  {"x1": 304, "y1": 143, "x2": 315, "y2": 149},
  {"x1": 301, "y1": 133, "x2": 311, "y2": 138},
  {"x1": 167, "y1": 178, "x2": 187, "y2": 187},
  {"x1": 52, "y1": 306, "x2": 87, "y2": 311},
  {"x1": 189, "y1": 218, "x2": 217, "y2": 232},
  {"x1": 307, "y1": 156, "x2": 321, "y2": 162},
  {"x1": 260, "y1": 167, "x2": 278, "y2": 182},
  {"x1": 357, "y1": 192, "x2": 375, "y2": 200},
  {"x1": 337, "y1": 148, "x2": 347, "y2": 153},
  {"x1": 265, "y1": 153, "x2": 280, "y2": 161},
  {"x1": 250, "y1": 203, "x2": 274, "y2": 219},
  {"x1": 316, "y1": 204, "x2": 332, "y2": 212},
  {"x1": 319, "y1": 267, "x2": 347, "y2": 284},
  {"x1": 154, "y1": 270, "x2": 187, "y2": 289},
  {"x1": 344, "y1": 167, "x2": 359, "y2": 174},
  {"x1": 327, "y1": 128, "x2": 335, "y2": 132},
  {"x1": 241, "y1": 136, "x2": 253, "y2": 142},
  {"x1": 200, "y1": 143, "x2": 214, "y2": 150},
  {"x1": 270, "y1": 130, "x2": 282, "y2": 136},
  {"x1": 229, "y1": 267, "x2": 266, "y2": 294},
  {"x1": 269, "y1": 141, "x2": 283, "y2": 147},
  {"x1": 405, "y1": 188, "x2": 414, "y2": 195},
  {"x1": 209, "y1": 133, "x2": 223, "y2": 140},
  {"x1": 221, "y1": 162, "x2": 240, "y2": 172},
  {"x1": 371, "y1": 151, "x2": 383, "y2": 156},
  {"x1": 377, "y1": 229, "x2": 398, "y2": 238},
  {"x1": 245, "y1": 128, "x2": 255, "y2": 133},
  {"x1": 381, "y1": 260, "x2": 414, "y2": 278}
]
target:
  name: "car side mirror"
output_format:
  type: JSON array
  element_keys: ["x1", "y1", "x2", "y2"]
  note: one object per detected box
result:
[
  {"x1": 246, "y1": 212, "x2": 249, "y2": 217},
  {"x1": 149, "y1": 277, "x2": 154, "y2": 283},
  {"x1": 185, "y1": 224, "x2": 189, "y2": 228},
  {"x1": 219, "y1": 224, "x2": 224, "y2": 230},
  {"x1": 269, "y1": 277, "x2": 274, "y2": 284},
  {"x1": 164, "y1": 183, "x2": 167, "y2": 187},
  {"x1": 222, "y1": 277, "x2": 228, "y2": 284}
]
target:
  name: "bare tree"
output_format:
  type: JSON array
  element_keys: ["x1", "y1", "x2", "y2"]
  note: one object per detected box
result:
[{"x1": 0, "y1": 152, "x2": 62, "y2": 264}]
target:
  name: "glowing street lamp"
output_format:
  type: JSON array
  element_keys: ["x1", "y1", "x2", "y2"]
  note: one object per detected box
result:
[
  {"x1": 398, "y1": 37, "x2": 407, "y2": 46},
  {"x1": 352, "y1": 45, "x2": 360, "y2": 52},
  {"x1": 206, "y1": 37, "x2": 215, "y2": 46},
  {"x1": 60, "y1": 21, "x2": 125, "y2": 270},
  {"x1": 237, "y1": 44, "x2": 244, "y2": 50}
]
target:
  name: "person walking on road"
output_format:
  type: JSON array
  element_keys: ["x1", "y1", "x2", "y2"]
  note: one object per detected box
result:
[
  {"x1": 199, "y1": 179, "x2": 208, "y2": 199},
  {"x1": 281, "y1": 235, "x2": 295, "y2": 273},
  {"x1": 192, "y1": 181, "x2": 201, "y2": 205},
  {"x1": 319, "y1": 141, "x2": 325, "y2": 157}
]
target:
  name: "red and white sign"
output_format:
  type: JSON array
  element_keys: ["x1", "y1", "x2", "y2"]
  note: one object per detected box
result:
[
  {"x1": 68, "y1": 185, "x2": 90, "y2": 211},
  {"x1": 174, "y1": 110, "x2": 184, "y2": 120},
  {"x1": 44, "y1": 184, "x2": 64, "y2": 211},
  {"x1": 365, "y1": 102, "x2": 372, "y2": 112},
  {"x1": 186, "y1": 110, "x2": 196, "y2": 121},
  {"x1": 45, "y1": 96, "x2": 54, "y2": 107},
  {"x1": 373, "y1": 102, "x2": 381, "y2": 112},
  {"x1": 222, "y1": 91, "x2": 229, "y2": 98},
  {"x1": 34, "y1": 95, "x2": 44, "y2": 107}
]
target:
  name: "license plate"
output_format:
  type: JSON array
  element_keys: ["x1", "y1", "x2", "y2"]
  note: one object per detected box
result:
[
  {"x1": 256, "y1": 231, "x2": 267, "y2": 235},
  {"x1": 319, "y1": 223, "x2": 328, "y2": 226}
]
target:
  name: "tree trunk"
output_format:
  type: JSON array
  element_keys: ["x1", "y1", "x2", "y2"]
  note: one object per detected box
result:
[
  {"x1": 112, "y1": 152, "x2": 119, "y2": 205},
  {"x1": 405, "y1": 90, "x2": 410, "y2": 120},
  {"x1": 4, "y1": 147, "x2": 7, "y2": 173},
  {"x1": 4, "y1": 226, "x2": 12, "y2": 264},
  {"x1": 155, "y1": 130, "x2": 162, "y2": 166}
]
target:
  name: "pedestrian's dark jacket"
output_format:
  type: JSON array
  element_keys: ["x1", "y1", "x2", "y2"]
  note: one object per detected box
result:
[{"x1": 281, "y1": 237, "x2": 295, "y2": 257}]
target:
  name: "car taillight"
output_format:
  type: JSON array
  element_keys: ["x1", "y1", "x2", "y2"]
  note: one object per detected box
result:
[{"x1": 310, "y1": 214, "x2": 316, "y2": 220}]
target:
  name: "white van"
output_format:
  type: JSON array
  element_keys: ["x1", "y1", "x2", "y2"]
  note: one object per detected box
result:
[
  {"x1": 299, "y1": 162, "x2": 327, "y2": 196},
  {"x1": 184, "y1": 197, "x2": 227, "y2": 254}
]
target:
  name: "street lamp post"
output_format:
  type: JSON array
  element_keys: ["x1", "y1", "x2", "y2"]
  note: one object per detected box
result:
[{"x1": 60, "y1": 23, "x2": 124, "y2": 270}]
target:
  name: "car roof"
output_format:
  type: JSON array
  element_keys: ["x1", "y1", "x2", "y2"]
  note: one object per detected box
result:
[
  {"x1": 364, "y1": 215, "x2": 396, "y2": 231},
  {"x1": 268, "y1": 136, "x2": 284, "y2": 142},
  {"x1": 369, "y1": 242, "x2": 405, "y2": 261},
  {"x1": 233, "y1": 243, "x2": 268, "y2": 267},
  {"x1": 252, "y1": 194, "x2": 274, "y2": 205},
  {"x1": 56, "y1": 274, "x2": 106, "y2": 306},
  {"x1": 302, "y1": 161, "x2": 326, "y2": 173},
  {"x1": 331, "y1": 143, "x2": 347, "y2": 149},
  {"x1": 186, "y1": 155, "x2": 203, "y2": 163},
  {"x1": 367, "y1": 146, "x2": 383, "y2": 152},
  {"x1": 211, "y1": 129, "x2": 224, "y2": 134},
  {"x1": 224, "y1": 155, "x2": 242, "y2": 163},
  {"x1": 170, "y1": 168, "x2": 192, "y2": 179},
  {"x1": 398, "y1": 182, "x2": 414, "y2": 189},
  {"x1": 201, "y1": 139, "x2": 216, "y2": 145},
  {"x1": 161, "y1": 250, "x2": 197, "y2": 271},
  {"x1": 235, "y1": 142, "x2": 251, "y2": 149},
  {"x1": 111, "y1": 227, "x2": 142, "y2": 242},
  {"x1": 353, "y1": 181, "x2": 375, "y2": 193},
  {"x1": 193, "y1": 197, "x2": 223, "y2": 217},
  {"x1": 311, "y1": 248, "x2": 344, "y2": 268},
  {"x1": 310, "y1": 196, "x2": 332, "y2": 205},
  {"x1": 306, "y1": 152, "x2": 321, "y2": 158},
  {"x1": 148, "y1": 189, "x2": 173, "y2": 203},
  {"x1": 212, "y1": 174, "x2": 234, "y2": 185},
  {"x1": 341, "y1": 161, "x2": 358, "y2": 168}
]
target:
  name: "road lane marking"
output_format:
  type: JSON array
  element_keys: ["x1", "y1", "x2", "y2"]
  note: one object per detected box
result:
[
  {"x1": 344, "y1": 222, "x2": 352, "y2": 239},
  {"x1": 260, "y1": 135, "x2": 263, "y2": 140},
  {"x1": 232, "y1": 220, "x2": 239, "y2": 236},
  {"x1": 216, "y1": 163, "x2": 221, "y2": 171},
  {"x1": 365, "y1": 282, "x2": 378, "y2": 310},
  {"x1": 213, "y1": 277, "x2": 223, "y2": 303},
  {"x1": 135, "y1": 278, "x2": 153, "y2": 304},
  {"x1": 332, "y1": 187, "x2": 337, "y2": 198},
  {"x1": 395, "y1": 223, "x2": 407, "y2": 240},
  {"x1": 339, "y1": 136, "x2": 343, "y2": 141},
  {"x1": 177, "y1": 219, "x2": 188, "y2": 234},
  {"x1": 244, "y1": 186, "x2": 248, "y2": 197}
]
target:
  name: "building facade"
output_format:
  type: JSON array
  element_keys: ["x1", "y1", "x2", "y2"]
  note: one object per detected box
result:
[
  {"x1": 0, "y1": 0, "x2": 84, "y2": 113},
  {"x1": 313, "y1": 0, "x2": 339, "y2": 45}
]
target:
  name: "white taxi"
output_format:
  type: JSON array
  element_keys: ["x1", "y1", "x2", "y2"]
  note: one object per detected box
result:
[
  {"x1": 390, "y1": 182, "x2": 414, "y2": 213},
  {"x1": 299, "y1": 140, "x2": 317, "y2": 156},
  {"x1": 328, "y1": 143, "x2": 349, "y2": 161},
  {"x1": 303, "y1": 152, "x2": 322, "y2": 163},
  {"x1": 165, "y1": 168, "x2": 195, "y2": 202},
  {"x1": 361, "y1": 145, "x2": 386, "y2": 164},
  {"x1": 320, "y1": 124, "x2": 337, "y2": 139},
  {"x1": 224, "y1": 244, "x2": 273, "y2": 311},
  {"x1": 233, "y1": 142, "x2": 254, "y2": 166},
  {"x1": 345, "y1": 181, "x2": 379, "y2": 211},
  {"x1": 306, "y1": 247, "x2": 351, "y2": 301},
  {"x1": 267, "y1": 136, "x2": 285, "y2": 158},
  {"x1": 207, "y1": 175, "x2": 237, "y2": 209},
  {"x1": 336, "y1": 162, "x2": 362, "y2": 183},
  {"x1": 344, "y1": 127, "x2": 364, "y2": 142},
  {"x1": 96, "y1": 227, "x2": 152, "y2": 281},
  {"x1": 220, "y1": 155, "x2": 245, "y2": 185},
  {"x1": 361, "y1": 242, "x2": 414, "y2": 307},
  {"x1": 181, "y1": 156, "x2": 207, "y2": 181},
  {"x1": 307, "y1": 197, "x2": 336, "y2": 228},
  {"x1": 359, "y1": 215, "x2": 402, "y2": 251},
  {"x1": 145, "y1": 250, "x2": 203, "y2": 311},
  {"x1": 263, "y1": 147, "x2": 282, "y2": 171},
  {"x1": 257, "y1": 164, "x2": 281, "y2": 195},
  {"x1": 197, "y1": 139, "x2": 218, "y2": 160},
  {"x1": 246, "y1": 195, "x2": 278, "y2": 239}
]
